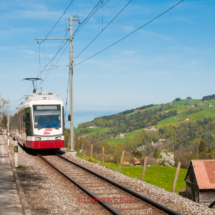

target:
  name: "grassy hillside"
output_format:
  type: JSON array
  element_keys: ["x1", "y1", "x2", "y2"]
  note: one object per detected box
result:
[
  {"x1": 103, "y1": 128, "x2": 146, "y2": 146},
  {"x1": 74, "y1": 98, "x2": 215, "y2": 146}
]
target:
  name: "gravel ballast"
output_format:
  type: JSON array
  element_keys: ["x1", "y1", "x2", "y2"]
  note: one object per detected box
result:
[
  {"x1": 8, "y1": 139, "x2": 215, "y2": 215},
  {"x1": 63, "y1": 152, "x2": 215, "y2": 215}
]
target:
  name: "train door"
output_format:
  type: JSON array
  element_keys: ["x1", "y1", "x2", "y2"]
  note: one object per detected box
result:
[{"x1": 25, "y1": 108, "x2": 32, "y2": 140}]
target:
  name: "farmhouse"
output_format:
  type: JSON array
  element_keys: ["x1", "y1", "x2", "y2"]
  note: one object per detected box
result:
[
  {"x1": 123, "y1": 157, "x2": 141, "y2": 166},
  {"x1": 183, "y1": 160, "x2": 215, "y2": 204}
]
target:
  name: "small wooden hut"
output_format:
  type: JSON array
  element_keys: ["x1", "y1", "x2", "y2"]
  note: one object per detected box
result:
[{"x1": 184, "y1": 160, "x2": 215, "y2": 203}]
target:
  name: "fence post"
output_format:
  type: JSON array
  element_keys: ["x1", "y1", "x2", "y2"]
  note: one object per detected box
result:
[
  {"x1": 14, "y1": 140, "x2": 18, "y2": 167},
  {"x1": 171, "y1": 162, "x2": 181, "y2": 193},
  {"x1": 102, "y1": 146, "x2": 104, "y2": 165},
  {"x1": 141, "y1": 156, "x2": 148, "y2": 181},
  {"x1": 81, "y1": 144, "x2": 84, "y2": 156},
  {"x1": 68, "y1": 134, "x2": 70, "y2": 150},
  {"x1": 118, "y1": 151, "x2": 125, "y2": 173},
  {"x1": 91, "y1": 144, "x2": 93, "y2": 160}
]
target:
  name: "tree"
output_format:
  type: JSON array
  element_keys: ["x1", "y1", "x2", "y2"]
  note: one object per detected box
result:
[
  {"x1": 0, "y1": 113, "x2": 7, "y2": 129},
  {"x1": 199, "y1": 140, "x2": 206, "y2": 153},
  {"x1": 158, "y1": 151, "x2": 175, "y2": 166},
  {"x1": 174, "y1": 98, "x2": 181, "y2": 101},
  {"x1": 186, "y1": 97, "x2": 192, "y2": 100},
  {"x1": 153, "y1": 147, "x2": 161, "y2": 159}
]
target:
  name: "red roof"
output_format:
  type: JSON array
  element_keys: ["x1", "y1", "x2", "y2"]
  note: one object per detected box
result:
[
  {"x1": 192, "y1": 160, "x2": 215, "y2": 189},
  {"x1": 122, "y1": 157, "x2": 141, "y2": 165}
]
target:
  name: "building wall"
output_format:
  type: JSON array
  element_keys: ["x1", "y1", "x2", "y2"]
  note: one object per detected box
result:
[
  {"x1": 185, "y1": 165, "x2": 199, "y2": 202},
  {"x1": 199, "y1": 190, "x2": 215, "y2": 203},
  {"x1": 186, "y1": 181, "x2": 199, "y2": 202}
]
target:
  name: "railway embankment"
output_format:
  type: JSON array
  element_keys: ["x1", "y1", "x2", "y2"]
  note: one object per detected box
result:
[
  {"x1": 8, "y1": 138, "x2": 108, "y2": 215},
  {"x1": 7, "y1": 137, "x2": 215, "y2": 215},
  {"x1": 63, "y1": 152, "x2": 215, "y2": 215}
]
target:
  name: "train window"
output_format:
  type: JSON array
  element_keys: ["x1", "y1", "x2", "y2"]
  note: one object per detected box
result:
[
  {"x1": 33, "y1": 105, "x2": 61, "y2": 129},
  {"x1": 25, "y1": 108, "x2": 30, "y2": 122},
  {"x1": 25, "y1": 108, "x2": 31, "y2": 135}
]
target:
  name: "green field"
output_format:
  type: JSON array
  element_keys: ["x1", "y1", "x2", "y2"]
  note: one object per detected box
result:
[
  {"x1": 103, "y1": 128, "x2": 146, "y2": 146},
  {"x1": 74, "y1": 127, "x2": 113, "y2": 137},
  {"x1": 75, "y1": 98, "x2": 215, "y2": 146},
  {"x1": 157, "y1": 99, "x2": 215, "y2": 128},
  {"x1": 76, "y1": 153, "x2": 186, "y2": 193}
]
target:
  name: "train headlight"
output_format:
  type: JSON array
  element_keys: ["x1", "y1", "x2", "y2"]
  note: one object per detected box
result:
[
  {"x1": 55, "y1": 136, "x2": 61, "y2": 140},
  {"x1": 35, "y1": 137, "x2": 41, "y2": 141}
]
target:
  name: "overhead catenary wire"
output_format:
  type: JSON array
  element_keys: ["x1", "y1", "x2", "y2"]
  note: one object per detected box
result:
[
  {"x1": 75, "y1": 0, "x2": 133, "y2": 60},
  {"x1": 39, "y1": 0, "x2": 74, "y2": 45},
  {"x1": 41, "y1": 40, "x2": 70, "y2": 85},
  {"x1": 75, "y1": 0, "x2": 184, "y2": 67},
  {"x1": 37, "y1": 29, "x2": 69, "y2": 79},
  {"x1": 73, "y1": 0, "x2": 104, "y2": 38}
]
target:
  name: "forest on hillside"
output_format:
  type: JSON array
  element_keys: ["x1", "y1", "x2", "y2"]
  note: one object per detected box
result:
[{"x1": 77, "y1": 103, "x2": 177, "y2": 139}]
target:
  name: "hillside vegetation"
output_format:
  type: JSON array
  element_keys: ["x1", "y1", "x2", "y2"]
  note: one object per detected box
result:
[{"x1": 75, "y1": 97, "x2": 215, "y2": 145}]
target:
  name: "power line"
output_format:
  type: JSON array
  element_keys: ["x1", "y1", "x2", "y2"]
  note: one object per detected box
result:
[
  {"x1": 37, "y1": 29, "x2": 69, "y2": 78},
  {"x1": 36, "y1": 1, "x2": 107, "y2": 87},
  {"x1": 41, "y1": 41, "x2": 69, "y2": 85},
  {"x1": 75, "y1": 0, "x2": 184, "y2": 67},
  {"x1": 39, "y1": 0, "x2": 74, "y2": 44},
  {"x1": 73, "y1": 0, "x2": 104, "y2": 38},
  {"x1": 75, "y1": 0, "x2": 132, "y2": 60}
]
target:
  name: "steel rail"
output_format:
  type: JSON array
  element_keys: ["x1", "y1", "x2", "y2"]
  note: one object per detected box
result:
[
  {"x1": 57, "y1": 154, "x2": 182, "y2": 215},
  {"x1": 38, "y1": 154, "x2": 121, "y2": 215}
]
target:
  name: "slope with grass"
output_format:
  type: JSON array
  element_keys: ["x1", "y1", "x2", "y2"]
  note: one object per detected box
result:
[
  {"x1": 103, "y1": 128, "x2": 146, "y2": 146},
  {"x1": 75, "y1": 98, "x2": 215, "y2": 146}
]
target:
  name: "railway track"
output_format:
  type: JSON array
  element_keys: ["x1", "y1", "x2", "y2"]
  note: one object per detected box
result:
[{"x1": 38, "y1": 154, "x2": 181, "y2": 215}]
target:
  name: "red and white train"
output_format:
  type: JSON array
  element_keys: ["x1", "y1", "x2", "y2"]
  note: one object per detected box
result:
[{"x1": 11, "y1": 93, "x2": 64, "y2": 149}]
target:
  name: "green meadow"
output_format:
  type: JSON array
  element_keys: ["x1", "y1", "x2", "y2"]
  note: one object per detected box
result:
[
  {"x1": 103, "y1": 128, "x2": 146, "y2": 146},
  {"x1": 76, "y1": 153, "x2": 186, "y2": 193}
]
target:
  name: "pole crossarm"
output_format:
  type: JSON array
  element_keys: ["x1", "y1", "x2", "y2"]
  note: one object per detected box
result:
[{"x1": 36, "y1": 38, "x2": 70, "y2": 40}]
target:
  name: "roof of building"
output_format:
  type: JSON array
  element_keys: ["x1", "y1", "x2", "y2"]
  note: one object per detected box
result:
[{"x1": 190, "y1": 160, "x2": 215, "y2": 189}]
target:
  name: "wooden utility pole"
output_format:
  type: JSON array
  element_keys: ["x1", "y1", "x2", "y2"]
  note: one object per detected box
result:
[
  {"x1": 118, "y1": 151, "x2": 125, "y2": 173},
  {"x1": 81, "y1": 144, "x2": 84, "y2": 156},
  {"x1": 141, "y1": 156, "x2": 148, "y2": 181},
  {"x1": 171, "y1": 162, "x2": 181, "y2": 193},
  {"x1": 91, "y1": 144, "x2": 93, "y2": 159},
  {"x1": 102, "y1": 146, "x2": 104, "y2": 165}
]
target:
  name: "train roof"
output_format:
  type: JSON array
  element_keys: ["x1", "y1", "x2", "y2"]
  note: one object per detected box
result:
[
  {"x1": 25, "y1": 93, "x2": 62, "y2": 102},
  {"x1": 12, "y1": 93, "x2": 63, "y2": 117}
]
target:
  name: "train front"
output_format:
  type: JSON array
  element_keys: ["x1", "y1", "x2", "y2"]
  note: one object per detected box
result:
[{"x1": 28, "y1": 95, "x2": 64, "y2": 149}]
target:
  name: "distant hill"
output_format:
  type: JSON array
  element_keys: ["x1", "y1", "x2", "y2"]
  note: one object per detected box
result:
[
  {"x1": 202, "y1": 94, "x2": 215, "y2": 102},
  {"x1": 75, "y1": 96, "x2": 215, "y2": 146}
]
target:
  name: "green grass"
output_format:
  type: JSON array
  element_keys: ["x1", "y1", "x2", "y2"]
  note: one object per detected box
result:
[
  {"x1": 126, "y1": 104, "x2": 161, "y2": 116},
  {"x1": 84, "y1": 127, "x2": 113, "y2": 137},
  {"x1": 156, "y1": 99, "x2": 215, "y2": 128},
  {"x1": 74, "y1": 127, "x2": 113, "y2": 137},
  {"x1": 16, "y1": 166, "x2": 25, "y2": 170},
  {"x1": 76, "y1": 153, "x2": 186, "y2": 193},
  {"x1": 103, "y1": 128, "x2": 146, "y2": 146},
  {"x1": 120, "y1": 165, "x2": 186, "y2": 193}
]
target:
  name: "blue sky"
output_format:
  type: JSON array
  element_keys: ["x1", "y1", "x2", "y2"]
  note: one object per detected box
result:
[{"x1": 0, "y1": 0, "x2": 215, "y2": 113}]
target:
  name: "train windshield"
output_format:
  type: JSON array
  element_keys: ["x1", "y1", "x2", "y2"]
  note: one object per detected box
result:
[{"x1": 33, "y1": 105, "x2": 61, "y2": 129}]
